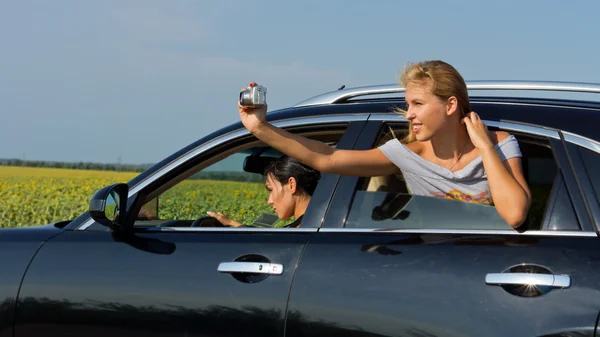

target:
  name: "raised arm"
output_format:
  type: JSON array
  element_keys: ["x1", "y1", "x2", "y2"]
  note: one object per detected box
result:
[
  {"x1": 463, "y1": 112, "x2": 532, "y2": 228},
  {"x1": 239, "y1": 91, "x2": 398, "y2": 177}
]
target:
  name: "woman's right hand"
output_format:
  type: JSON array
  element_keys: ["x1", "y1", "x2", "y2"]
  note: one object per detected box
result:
[
  {"x1": 238, "y1": 82, "x2": 268, "y2": 133},
  {"x1": 206, "y1": 211, "x2": 243, "y2": 227}
]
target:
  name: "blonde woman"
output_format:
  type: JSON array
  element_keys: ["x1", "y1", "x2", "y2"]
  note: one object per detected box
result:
[{"x1": 238, "y1": 61, "x2": 531, "y2": 228}]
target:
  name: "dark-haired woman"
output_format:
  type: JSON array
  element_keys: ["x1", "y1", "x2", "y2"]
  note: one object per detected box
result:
[{"x1": 207, "y1": 155, "x2": 320, "y2": 228}]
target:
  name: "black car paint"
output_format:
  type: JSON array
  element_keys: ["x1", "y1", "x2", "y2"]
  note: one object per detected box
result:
[
  {"x1": 3, "y1": 94, "x2": 600, "y2": 336},
  {"x1": 0, "y1": 226, "x2": 63, "y2": 337},
  {"x1": 15, "y1": 230, "x2": 312, "y2": 337},
  {"x1": 286, "y1": 233, "x2": 600, "y2": 337}
]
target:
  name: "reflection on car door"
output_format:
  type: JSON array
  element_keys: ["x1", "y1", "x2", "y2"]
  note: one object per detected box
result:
[
  {"x1": 15, "y1": 228, "x2": 314, "y2": 337},
  {"x1": 286, "y1": 231, "x2": 600, "y2": 337},
  {"x1": 284, "y1": 121, "x2": 600, "y2": 337}
]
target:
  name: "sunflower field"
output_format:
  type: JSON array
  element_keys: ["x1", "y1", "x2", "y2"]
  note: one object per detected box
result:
[{"x1": 0, "y1": 166, "x2": 275, "y2": 228}]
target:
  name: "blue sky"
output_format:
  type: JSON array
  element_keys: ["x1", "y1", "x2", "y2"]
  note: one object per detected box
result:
[{"x1": 1, "y1": 0, "x2": 599, "y2": 164}]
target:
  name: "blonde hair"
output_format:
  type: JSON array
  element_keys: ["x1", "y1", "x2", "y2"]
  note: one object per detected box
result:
[{"x1": 395, "y1": 60, "x2": 471, "y2": 143}]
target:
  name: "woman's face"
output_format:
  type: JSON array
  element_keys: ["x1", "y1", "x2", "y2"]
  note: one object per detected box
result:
[
  {"x1": 265, "y1": 174, "x2": 296, "y2": 220},
  {"x1": 404, "y1": 81, "x2": 452, "y2": 141}
]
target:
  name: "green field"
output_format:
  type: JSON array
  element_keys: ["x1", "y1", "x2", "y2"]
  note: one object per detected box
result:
[{"x1": 0, "y1": 166, "x2": 274, "y2": 228}]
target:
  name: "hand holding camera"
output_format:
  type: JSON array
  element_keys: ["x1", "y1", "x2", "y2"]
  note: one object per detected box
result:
[
  {"x1": 238, "y1": 82, "x2": 268, "y2": 133},
  {"x1": 239, "y1": 82, "x2": 267, "y2": 108}
]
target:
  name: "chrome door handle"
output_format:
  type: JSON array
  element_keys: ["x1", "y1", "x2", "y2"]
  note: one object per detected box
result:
[
  {"x1": 218, "y1": 262, "x2": 283, "y2": 275},
  {"x1": 485, "y1": 273, "x2": 570, "y2": 288}
]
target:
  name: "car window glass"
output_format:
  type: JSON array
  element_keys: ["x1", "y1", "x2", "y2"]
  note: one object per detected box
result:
[
  {"x1": 136, "y1": 150, "x2": 276, "y2": 228},
  {"x1": 542, "y1": 172, "x2": 580, "y2": 230},
  {"x1": 579, "y1": 146, "x2": 600, "y2": 207},
  {"x1": 345, "y1": 123, "x2": 576, "y2": 231},
  {"x1": 346, "y1": 191, "x2": 510, "y2": 230}
]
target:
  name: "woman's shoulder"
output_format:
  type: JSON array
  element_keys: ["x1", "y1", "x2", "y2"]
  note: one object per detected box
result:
[
  {"x1": 405, "y1": 141, "x2": 425, "y2": 154},
  {"x1": 490, "y1": 130, "x2": 512, "y2": 145},
  {"x1": 490, "y1": 130, "x2": 522, "y2": 160}
]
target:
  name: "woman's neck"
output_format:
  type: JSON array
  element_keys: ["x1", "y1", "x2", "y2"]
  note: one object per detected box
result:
[
  {"x1": 294, "y1": 195, "x2": 311, "y2": 219},
  {"x1": 429, "y1": 124, "x2": 471, "y2": 160}
]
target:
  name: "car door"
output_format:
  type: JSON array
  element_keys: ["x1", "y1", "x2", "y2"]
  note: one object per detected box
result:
[
  {"x1": 285, "y1": 116, "x2": 600, "y2": 337},
  {"x1": 14, "y1": 118, "x2": 366, "y2": 337}
]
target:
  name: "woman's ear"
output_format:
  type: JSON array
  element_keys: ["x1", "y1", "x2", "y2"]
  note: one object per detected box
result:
[
  {"x1": 446, "y1": 96, "x2": 459, "y2": 116},
  {"x1": 287, "y1": 177, "x2": 298, "y2": 194}
]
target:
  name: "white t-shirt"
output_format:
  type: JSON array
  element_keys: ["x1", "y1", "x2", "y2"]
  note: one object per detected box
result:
[{"x1": 378, "y1": 135, "x2": 522, "y2": 205}]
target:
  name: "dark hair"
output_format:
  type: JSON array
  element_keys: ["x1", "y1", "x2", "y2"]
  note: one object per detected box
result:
[{"x1": 263, "y1": 155, "x2": 321, "y2": 196}]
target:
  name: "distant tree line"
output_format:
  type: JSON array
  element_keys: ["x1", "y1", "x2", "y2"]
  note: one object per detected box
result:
[
  {"x1": 189, "y1": 171, "x2": 264, "y2": 183},
  {"x1": 0, "y1": 159, "x2": 264, "y2": 183},
  {"x1": 0, "y1": 158, "x2": 151, "y2": 172}
]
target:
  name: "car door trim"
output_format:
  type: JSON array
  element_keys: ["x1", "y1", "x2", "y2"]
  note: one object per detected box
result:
[
  {"x1": 367, "y1": 113, "x2": 562, "y2": 140},
  {"x1": 77, "y1": 114, "x2": 368, "y2": 231},
  {"x1": 562, "y1": 131, "x2": 600, "y2": 154},
  {"x1": 317, "y1": 228, "x2": 597, "y2": 237},
  {"x1": 154, "y1": 227, "x2": 318, "y2": 232}
]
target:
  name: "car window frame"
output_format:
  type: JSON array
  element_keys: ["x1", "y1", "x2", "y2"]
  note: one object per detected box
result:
[
  {"x1": 320, "y1": 113, "x2": 597, "y2": 237},
  {"x1": 562, "y1": 133, "x2": 600, "y2": 233},
  {"x1": 73, "y1": 114, "x2": 370, "y2": 232}
]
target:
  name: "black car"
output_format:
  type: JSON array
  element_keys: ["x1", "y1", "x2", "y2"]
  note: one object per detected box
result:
[{"x1": 3, "y1": 81, "x2": 600, "y2": 337}]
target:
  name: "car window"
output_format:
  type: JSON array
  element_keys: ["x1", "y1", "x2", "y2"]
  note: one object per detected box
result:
[
  {"x1": 344, "y1": 123, "x2": 577, "y2": 231},
  {"x1": 136, "y1": 149, "x2": 278, "y2": 227},
  {"x1": 579, "y1": 146, "x2": 600, "y2": 207},
  {"x1": 132, "y1": 129, "x2": 346, "y2": 229},
  {"x1": 541, "y1": 171, "x2": 580, "y2": 230}
]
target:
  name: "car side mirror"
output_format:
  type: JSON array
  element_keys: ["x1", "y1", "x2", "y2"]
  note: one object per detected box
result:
[{"x1": 89, "y1": 183, "x2": 129, "y2": 229}]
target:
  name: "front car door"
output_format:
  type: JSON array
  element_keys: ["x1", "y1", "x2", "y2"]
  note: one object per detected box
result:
[
  {"x1": 13, "y1": 116, "x2": 366, "y2": 337},
  {"x1": 286, "y1": 109, "x2": 600, "y2": 337}
]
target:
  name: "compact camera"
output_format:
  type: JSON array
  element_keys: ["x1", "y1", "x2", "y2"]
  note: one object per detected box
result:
[{"x1": 239, "y1": 84, "x2": 267, "y2": 107}]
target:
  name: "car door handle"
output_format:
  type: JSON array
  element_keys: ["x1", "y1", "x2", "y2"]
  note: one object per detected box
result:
[
  {"x1": 485, "y1": 273, "x2": 570, "y2": 288},
  {"x1": 218, "y1": 262, "x2": 283, "y2": 275}
]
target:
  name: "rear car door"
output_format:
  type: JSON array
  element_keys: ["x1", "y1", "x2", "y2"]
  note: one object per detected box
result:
[
  {"x1": 14, "y1": 117, "x2": 365, "y2": 337},
  {"x1": 286, "y1": 114, "x2": 600, "y2": 337}
]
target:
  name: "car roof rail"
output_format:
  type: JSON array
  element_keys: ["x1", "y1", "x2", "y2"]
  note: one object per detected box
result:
[{"x1": 293, "y1": 80, "x2": 600, "y2": 107}]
